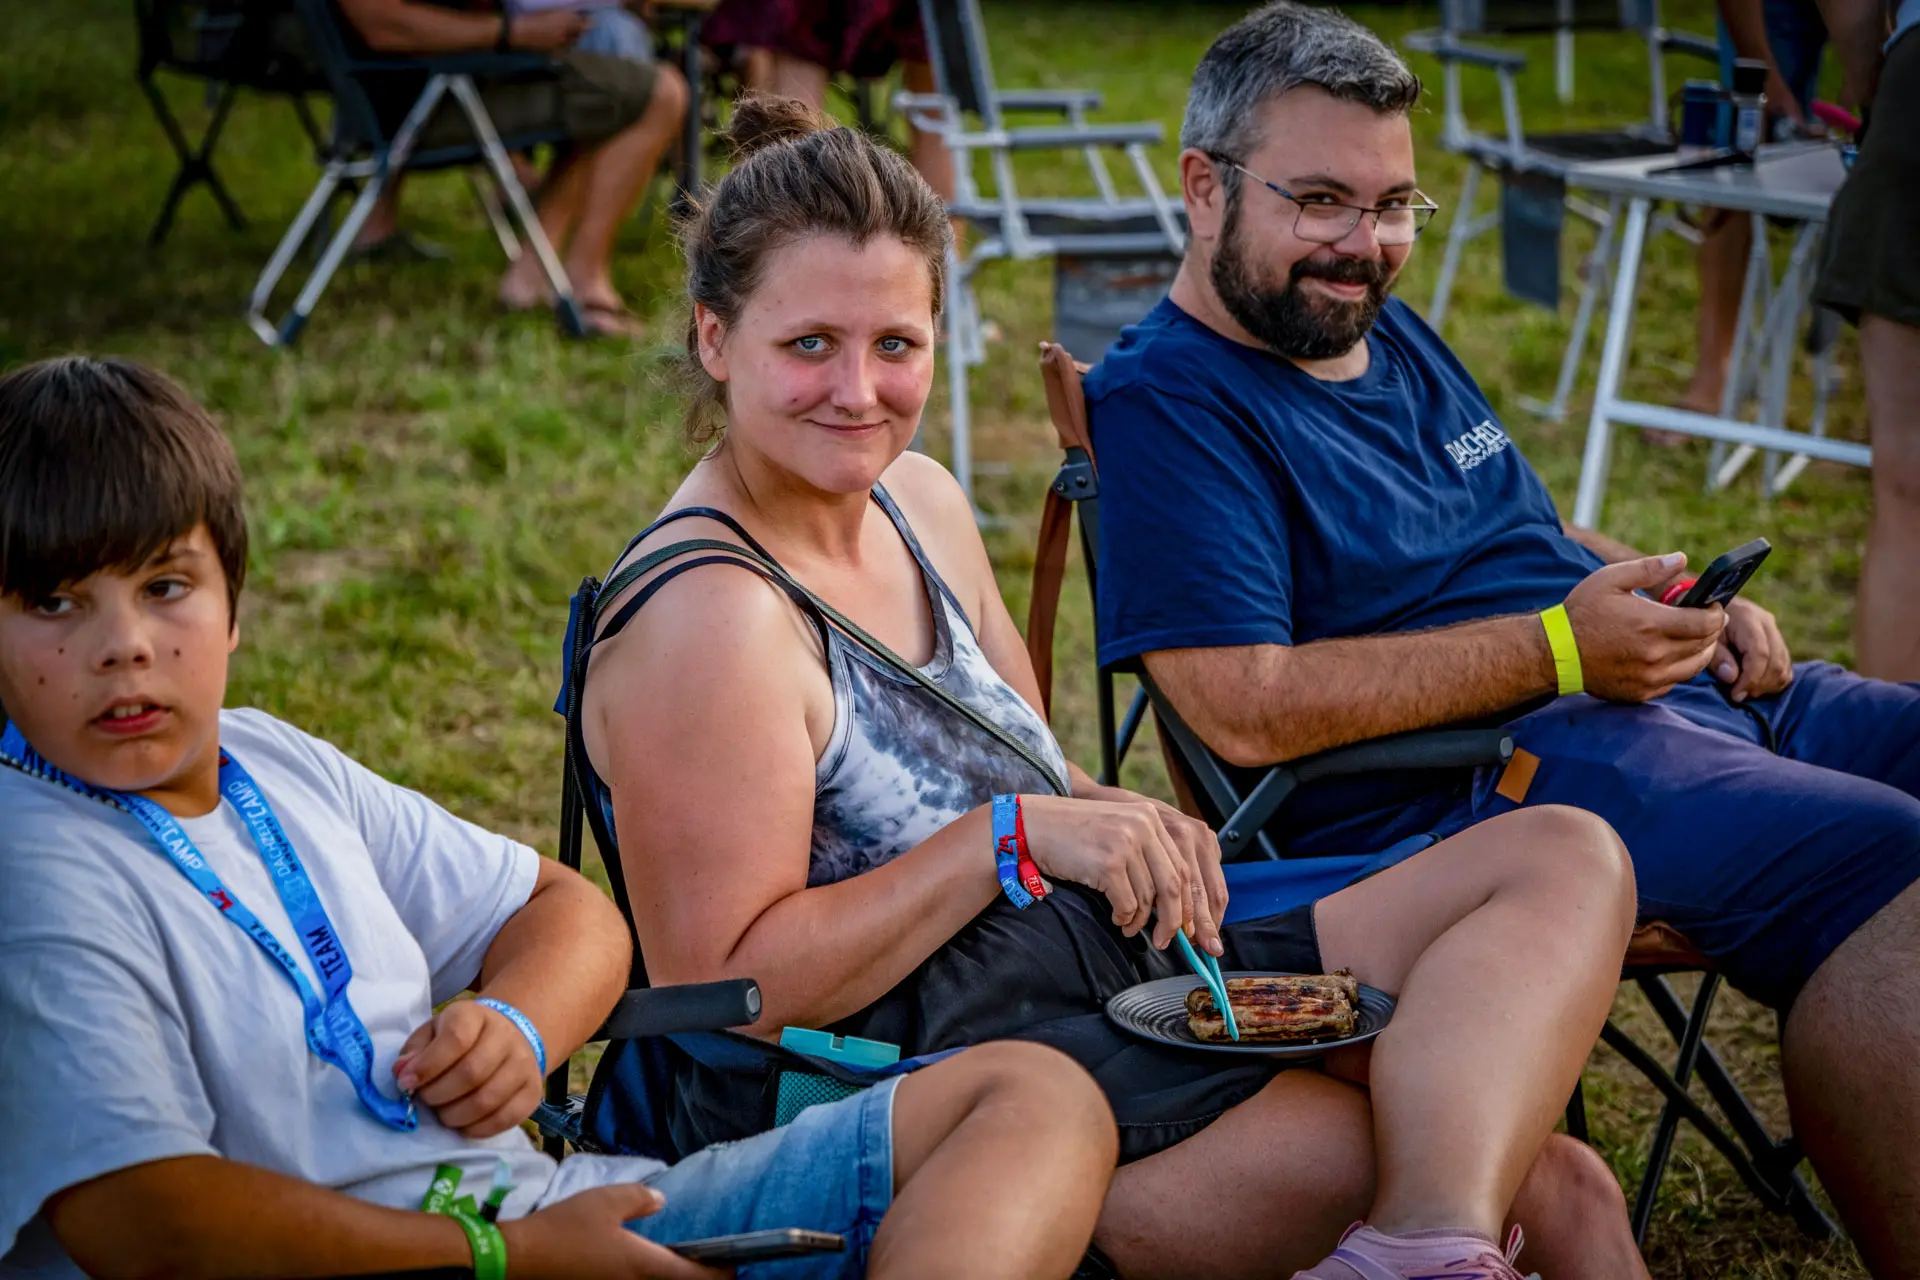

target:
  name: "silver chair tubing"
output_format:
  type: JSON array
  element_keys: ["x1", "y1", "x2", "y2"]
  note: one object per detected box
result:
[
  {"x1": 247, "y1": 73, "x2": 580, "y2": 347},
  {"x1": 1520, "y1": 192, "x2": 1621, "y2": 422}
]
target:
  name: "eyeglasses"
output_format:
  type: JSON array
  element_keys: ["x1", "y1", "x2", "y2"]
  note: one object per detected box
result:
[{"x1": 1211, "y1": 155, "x2": 1439, "y2": 247}]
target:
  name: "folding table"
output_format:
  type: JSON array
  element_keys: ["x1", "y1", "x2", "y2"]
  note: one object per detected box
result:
[{"x1": 1566, "y1": 141, "x2": 1862, "y2": 529}]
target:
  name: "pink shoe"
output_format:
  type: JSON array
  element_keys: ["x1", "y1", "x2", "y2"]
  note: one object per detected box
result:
[{"x1": 1289, "y1": 1223, "x2": 1540, "y2": 1280}]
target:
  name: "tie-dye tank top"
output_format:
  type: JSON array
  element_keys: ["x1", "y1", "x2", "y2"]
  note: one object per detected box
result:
[{"x1": 587, "y1": 485, "x2": 1070, "y2": 887}]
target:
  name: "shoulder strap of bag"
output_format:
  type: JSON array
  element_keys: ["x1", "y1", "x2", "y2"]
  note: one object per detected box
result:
[
  {"x1": 598, "y1": 538, "x2": 1069, "y2": 796},
  {"x1": 1028, "y1": 342, "x2": 1096, "y2": 718}
]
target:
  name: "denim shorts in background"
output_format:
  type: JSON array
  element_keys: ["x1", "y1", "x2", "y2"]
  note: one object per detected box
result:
[
  {"x1": 575, "y1": 6, "x2": 655, "y2": 65},
  {"x1": 630, "y1": 1076, "x2": 899, "y2": 1279}
]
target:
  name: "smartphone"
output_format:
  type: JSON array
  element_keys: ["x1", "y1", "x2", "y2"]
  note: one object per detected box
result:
[
  {"x1": 669, "y1": 1228, "x2": 847, "y2": 1263},
  {"x1": 1671, "y1": 538, "x2": 1772, "y2": 608}
]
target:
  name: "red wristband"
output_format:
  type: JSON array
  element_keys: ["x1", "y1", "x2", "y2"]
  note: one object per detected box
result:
[{"x1": 1013, "y1": 800, "x2": 1048, "y2": 900}]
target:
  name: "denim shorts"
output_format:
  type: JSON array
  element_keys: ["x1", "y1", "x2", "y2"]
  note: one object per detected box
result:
[{"x1": 627, "y1": 1077, "x2": 898, "y2": 1278}]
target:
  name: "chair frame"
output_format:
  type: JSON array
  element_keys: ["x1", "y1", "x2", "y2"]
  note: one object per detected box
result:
[
  {"x1": 135, "y1": 0, "x2": 331, "y2": 247},
  {"x1": 898, "y1": 0, "x2": 1184, "y2": 507},
  {"x1": 1027, "y1": 343, "x2": 1840, "y2": 1246},
  {"x1": 1405, "y1": 0, "x2": 1718, "y2": 422},
  {"x1": 246, "y1": 0, "x2": 585, "y2": 347}
]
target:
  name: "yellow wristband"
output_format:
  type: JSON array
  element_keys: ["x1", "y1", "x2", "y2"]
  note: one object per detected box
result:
[{"x1": 1540, "y1": 604, "x2": 1584, "y2": 697}]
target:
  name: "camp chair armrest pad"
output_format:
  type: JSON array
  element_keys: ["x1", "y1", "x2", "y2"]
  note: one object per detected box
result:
[
  {"x1": 1659, "y1": 30, "x2": 1721, "y2": 62},
  {"x1": 1409, "y1": 35, "x2": 1528, "y2": 73},
  {"x1": 1288, "y1": 729, "x2": 1514, "y2": 786},
  {"x1": 343, "y1": 50, "x2": 559, "y2": 78},
  {"x1": 592, "y1": 979, "x2": 763, "y2": 1042},
  {"x1": 995, "y1": 89, "x2": 1105, "y2": 113},
  {"x1": 1002, "y1": 122, "x2": 1164, "y2": 150}
]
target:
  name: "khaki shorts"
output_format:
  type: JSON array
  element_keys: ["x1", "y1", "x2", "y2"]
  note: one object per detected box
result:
[
  {"x1": 413, "y1": 49, "x2": 660, "y2": 152},
  {"x1": 1814, "y1": 31, "x2": 1920, "y2": 328}
]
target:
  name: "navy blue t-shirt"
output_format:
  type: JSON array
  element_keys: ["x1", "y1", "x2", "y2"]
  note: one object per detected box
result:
[{"x1": 1087, "y1": 296, "x2": 1602, "y2": 671}]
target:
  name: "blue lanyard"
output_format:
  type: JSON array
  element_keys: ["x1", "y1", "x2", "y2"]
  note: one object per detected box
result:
[{"x1": 1, "y1": 723, "x2": 417, "y2": 1131}]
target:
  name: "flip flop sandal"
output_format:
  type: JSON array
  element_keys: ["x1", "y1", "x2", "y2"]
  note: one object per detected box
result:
[
  {"x1": 568, "y1": 299, "x2": 647, "y2": 340},
  {"x1": 346, "y1": 232, "x2": 451, "y2": 265}
]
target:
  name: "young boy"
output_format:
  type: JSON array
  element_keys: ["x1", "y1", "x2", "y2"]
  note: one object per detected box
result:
[{"x1": 0, "y1": 356, "x2": 1116, "y2": 1280}]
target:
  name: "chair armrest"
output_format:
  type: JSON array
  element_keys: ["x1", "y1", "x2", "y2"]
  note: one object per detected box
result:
[
  {"x1": 1289, "y1": 728, "x2": 1515, "y2": 785},
  {"x1": 1659, "y1": 30, "x2": 1721, "y2": 62},
  {"x1": 344, "y1": 50, "x2": 558, "y2": 78},
  {"x1": 592, "y1": 978, "x2": 762, "y2": 1041},
  {"x1": 1407, "y1": 35, "x2": 1529, "y2": 73},
  {"x1": 995, "y1": 89, "x2": 1104, "y2": 113},
  {"x1": 1003, "y1": 121, "x2": 1164, "y2": 150}
]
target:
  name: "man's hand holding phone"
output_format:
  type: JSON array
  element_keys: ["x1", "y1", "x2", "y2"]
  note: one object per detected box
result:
[{"x1": 1562, "y1": 553, "x2": 1725, "y2": 702}]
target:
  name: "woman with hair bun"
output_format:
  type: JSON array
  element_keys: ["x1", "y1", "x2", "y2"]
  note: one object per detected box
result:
[{"x1": 579, "y1": 95, "x2": 1651, "y2": 1280}]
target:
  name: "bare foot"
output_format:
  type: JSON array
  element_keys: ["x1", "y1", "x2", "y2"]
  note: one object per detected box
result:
[{"x1": 498, "y1": 266, "x2": 555, "y2": 313}]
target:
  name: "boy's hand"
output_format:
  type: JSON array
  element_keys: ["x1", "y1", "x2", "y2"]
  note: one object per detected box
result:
[
  {"x1": 502, "y1": 1184, "x2": 731, "y2": 1280},
  {"x1": 395, "y1": 1000, "x2": 544, "y2": 1138}
]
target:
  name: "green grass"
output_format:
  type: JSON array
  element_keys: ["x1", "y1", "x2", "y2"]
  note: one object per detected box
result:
[{"x1": 0, "y1": 1, "x2": 1873, "y2": 1274}]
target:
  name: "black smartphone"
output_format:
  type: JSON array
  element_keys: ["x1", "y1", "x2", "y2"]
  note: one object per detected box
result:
[
  {"x1": 669, "y1": 1228, "x2": 847, "y2": 1263},
  {"x1": 1673, "y1": 538, "x2": 1772, "y2": 608}
]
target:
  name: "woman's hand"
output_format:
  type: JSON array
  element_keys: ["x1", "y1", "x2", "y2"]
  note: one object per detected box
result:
[{"x1": 1017, "y1": 793, "x2": 1228, "y2": 956}]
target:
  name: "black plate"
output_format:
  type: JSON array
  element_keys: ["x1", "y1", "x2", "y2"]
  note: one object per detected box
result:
[{"x1": 1104, "y1": 971, "x2": 1395, "y2": 1059}]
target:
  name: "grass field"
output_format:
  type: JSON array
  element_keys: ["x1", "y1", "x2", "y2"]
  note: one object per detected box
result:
[{"x1": 0, "y1": 1, "x2": 1878, "y2": 1274}]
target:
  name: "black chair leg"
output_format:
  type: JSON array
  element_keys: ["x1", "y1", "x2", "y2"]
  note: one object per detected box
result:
[
  {"x1": 1564, "y1": 1080, "x2": 1590, "y2": 1144},
  {"x1": 1629, "y1": 973, "x2": 1719, "y2": 1242},
  {"x1": 144, "y1": 75, "x2": 245, "y2": 246}
]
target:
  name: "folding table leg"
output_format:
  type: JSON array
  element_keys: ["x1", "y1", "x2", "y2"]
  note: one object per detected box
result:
[
  {"x1": 1572, "y1": 197, "x2": 1651, "y2": 530},
  {"x1": 145, "y1": 76, "x2": 246, "y2": 246},
  {"x1": 1428, "y1": 163, "x2": 1482, "y2": 334},
  {"x1": 1528, "y1": 192, "x2": 1621, "y2": 422}
]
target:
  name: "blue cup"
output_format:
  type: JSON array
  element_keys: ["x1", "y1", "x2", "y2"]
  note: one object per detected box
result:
[{"x1": 1678, "y1": 80, "x2": 1728, "y2": 147}]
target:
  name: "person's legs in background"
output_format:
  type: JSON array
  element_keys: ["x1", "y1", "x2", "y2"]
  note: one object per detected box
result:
[
  {"x1": 1814, "y1": 23, "x2": 1920, "y2": 679},
  {"x1": 497, "y1": 54, "x2": 689, "y2": 334},
  {"x1": 1680, "y1": 0, "x2": 1827, "y2": 418},
  {"x1": 1854, "y1": 314, "x2": 1920, "y2": 679}
]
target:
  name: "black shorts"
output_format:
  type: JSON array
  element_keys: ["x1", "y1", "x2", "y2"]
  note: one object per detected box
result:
[
  {"x1": 635, "y1": 885, "x2": 1326, "y2": 1165},
  {"x1": 1814, "y1": 31, "x2": 1920, "y2": 328}
]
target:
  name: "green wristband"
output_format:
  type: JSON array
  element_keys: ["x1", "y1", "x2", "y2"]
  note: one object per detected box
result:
[
  {"x1": 1540, "y1": 603, "x2": 1584, "y2": 697},
  {"x1": 450, "y1": 1209, "x2": 507, "y2": 1280}
]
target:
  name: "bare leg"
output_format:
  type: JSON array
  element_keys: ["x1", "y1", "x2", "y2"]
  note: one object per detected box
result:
[
  {"x1": 1678, "y1": 209, "x2": 1751, "y2": 417},
  {"x1": 499, "y1": 149, "x2": 587, "y2": 310},
  {"x1": 1095, "y1": 1065, "x2": 1642, "y2": 1280},
  {"x1": 873, "y1": 1041, "x2": 1115, "y2": 1280},
  {"x1": 900, "y1": 61, "x2": 955, "y2": 203},
  {"x1": 766, "y1": 53, "x2": 830, "y2": 109},
  {"x1": 355, "y1": 179, "x2": 405, "y2": 248},
  {"x1": 1782, "y1": 878, "x2": 1920, "y2": 1276},
  {"x1": 559, "y1": 63, "x2": 688, "y2": 322},
  {"x1": 1317, "y1": 804, "x2": 1634, "y2": 1240},
  {"x1": 1854, "y1": 313, "x2": 1920, "y2": 681},
  {"x1": 1093, "y1": 806, "x2": 1639, "y2": 1276}
]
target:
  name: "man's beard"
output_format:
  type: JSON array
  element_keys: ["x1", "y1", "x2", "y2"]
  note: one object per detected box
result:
[{"x1": 1210, "y1": 194, "x2": 1393, "y2": 361}]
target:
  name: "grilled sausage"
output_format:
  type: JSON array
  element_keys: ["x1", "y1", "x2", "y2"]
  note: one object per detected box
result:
[{"x1": 1185, "y1": 973, "x2": 1359, "y2": 1043}]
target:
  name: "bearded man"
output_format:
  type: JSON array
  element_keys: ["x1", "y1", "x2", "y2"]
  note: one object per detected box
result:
[{"x1": 1085, "y1": 5, "x2": 1920, "y2": 1275}]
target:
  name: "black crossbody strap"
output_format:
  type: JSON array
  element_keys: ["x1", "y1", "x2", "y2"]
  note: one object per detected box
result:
[{"x1": 589, "y1": 538, "x2": 1069, "y2": 796}]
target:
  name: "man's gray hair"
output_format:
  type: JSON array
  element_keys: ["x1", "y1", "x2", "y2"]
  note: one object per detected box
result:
[{"x1": 1180, "y1": 2, "x2": 1421, "y2": 162}]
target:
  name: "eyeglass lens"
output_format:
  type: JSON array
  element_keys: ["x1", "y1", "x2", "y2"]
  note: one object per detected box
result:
[{"x1": 1295, "y1": 203, "x2": 1433, "y2": 246}]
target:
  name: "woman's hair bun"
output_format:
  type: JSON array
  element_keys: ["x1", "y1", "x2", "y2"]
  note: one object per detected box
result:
[{"x1": 724, "y1": 93, "x2": 834, "y2": 160}]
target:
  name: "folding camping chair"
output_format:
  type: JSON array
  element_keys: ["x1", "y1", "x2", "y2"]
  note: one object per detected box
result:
[
  {"x1": 1026, "y1": 341, "x2": 1841, "y2": 1245},
  {"x1": 245, "y1": 0, "x2": 586, "y2": 347},
  {"x1": 896, "y1": 0, "x2": 1184, "y2": 507},
  {"x1": 1404, "y1": 0, "x2": 1719, "y2": 421},
  {"x1": 135, "y1": 0, "x2": 331, "y2": 247}
]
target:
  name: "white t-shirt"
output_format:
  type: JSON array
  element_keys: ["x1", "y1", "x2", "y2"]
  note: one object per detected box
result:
[{"x1": 0, "y1": 708, "x2": 664, "y2": 1277}]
